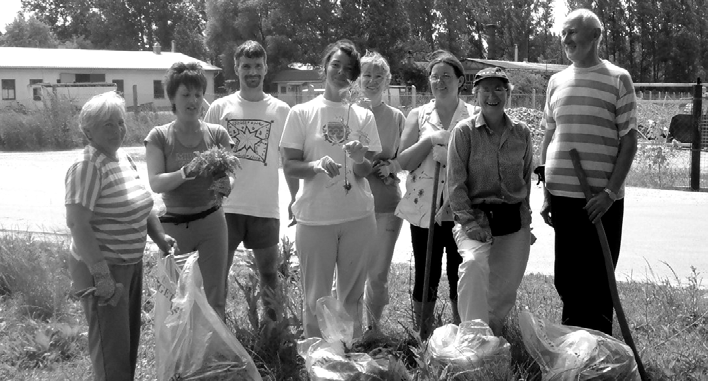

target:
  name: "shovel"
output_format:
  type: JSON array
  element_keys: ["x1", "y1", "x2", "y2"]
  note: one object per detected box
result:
[
  {"x1": 420, "y1": 162, "x2": 442, "y2": 339},
  {"x1": 568, "y1": 148, "x2": 648, "y2": 381}
]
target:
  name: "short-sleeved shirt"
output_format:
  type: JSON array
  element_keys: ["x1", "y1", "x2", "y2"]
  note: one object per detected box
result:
[
  {"x1": 447, "y1": 111, "x2": 533, "y2": 231},
  {"x1": 366, "y1": 102, "x2": 405, "y2": 213},
  {"x1": 65, "y1": 146, "x2": 154, "y2": 265},
  {"x1": 395, "y1": 99, "x2": 477, "y2": 228},
  {"x1": 204, "y1": 93, "x2": 291, "y2": 219},
  {"x1": 544, "y1": 60, "x2": 637, "y2": 199},
  {"x1": 144, "y1": 122, "x2": 232, "y2": 208},
  {"x1": 280, "y1": 95, "x2": 382, "y2": 225}
]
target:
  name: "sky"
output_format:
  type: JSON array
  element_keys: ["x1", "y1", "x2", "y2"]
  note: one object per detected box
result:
[
  {"x1": 1, "y1": 0, "x2": 569, "y2": 36},
  {"x1": 0, "y1": 0, "x2": 23, "y2": 33}
]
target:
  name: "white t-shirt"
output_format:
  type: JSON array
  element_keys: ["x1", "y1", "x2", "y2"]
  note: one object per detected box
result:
[
  {"x1": 204, "y1": 92, "x2": 290, "y2": 218},
  {"x1": 280, "y1": 95, "x2": 382, "y2": 225}
]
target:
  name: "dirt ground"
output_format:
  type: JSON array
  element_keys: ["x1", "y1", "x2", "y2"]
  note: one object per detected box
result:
[{"x1": 1, "y1": 147, "x2": 707, "y2": 284}]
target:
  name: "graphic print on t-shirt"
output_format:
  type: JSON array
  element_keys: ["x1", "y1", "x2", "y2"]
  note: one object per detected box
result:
[
  {"x1": 227, "y1": 119, "x2": 272, "y2": 165},
  {"x1": 323, "y1": 120, "x2": 350, "y2": 145}
]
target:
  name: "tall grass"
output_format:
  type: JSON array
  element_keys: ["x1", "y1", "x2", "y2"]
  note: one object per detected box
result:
[
  {"x1": 1, "y1": 231, "x2": 706, "y2": 380},
  {"x1": 0, "y1": 96, "x2": 173, "y2": 151}
]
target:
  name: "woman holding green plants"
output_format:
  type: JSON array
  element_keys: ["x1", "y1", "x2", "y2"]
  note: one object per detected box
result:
[
  {"x1": 145, "y1": 62, "x2": 233, "y2": 319},
  {"x1": 395, "y1": 50, "x2": 477, "y2": 339},
  {"x1": 65, "y1": 91, "x2": 176, "y2": 381},
  {"x1": 280, "y1": 39, "x2": 382, "y2": 339}
]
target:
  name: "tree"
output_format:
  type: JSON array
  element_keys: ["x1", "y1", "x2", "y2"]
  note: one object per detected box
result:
[{"x1": 0, "y1": 14, "x2": 59, "y2": 48}]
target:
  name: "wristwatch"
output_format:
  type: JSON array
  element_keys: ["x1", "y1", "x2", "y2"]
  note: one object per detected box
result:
[{"x1": 603, "y1": 188, "x2": 617, "y2": 201}]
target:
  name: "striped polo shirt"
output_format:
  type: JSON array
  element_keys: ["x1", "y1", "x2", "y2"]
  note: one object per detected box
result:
[
  {"x1": 65, "y1": 146, "x2": 154, "y2": 265},
  {"x1": 544, "y1": 60, "x2": 637, "y2": 199}
]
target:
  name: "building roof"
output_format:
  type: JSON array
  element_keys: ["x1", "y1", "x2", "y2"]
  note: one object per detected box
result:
[
  {"x1": 465, "y1": 58, "x2": 567, "y2": 74},
  {"x1": 0, "y1": 47, "x2": 220, "y2": 71},
  {"x1": 271, "y1": 69, "x2": 322, "y2": 83}
]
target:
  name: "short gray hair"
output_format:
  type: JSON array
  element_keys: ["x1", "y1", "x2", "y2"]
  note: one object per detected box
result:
[
  {"x1": 78, "y1": 91, "x2": 127, "y2": 137},
  {"x1": 567, "y1": 8, "x2": 603, "y2": 44}
]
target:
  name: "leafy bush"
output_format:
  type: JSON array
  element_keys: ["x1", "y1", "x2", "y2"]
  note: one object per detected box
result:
[
  {"x1": 0, "y1": 232, "x2": 72, "y2": 320},
  {"x1": 0, "y1": 96, "x2": 173, "y2": 151}
]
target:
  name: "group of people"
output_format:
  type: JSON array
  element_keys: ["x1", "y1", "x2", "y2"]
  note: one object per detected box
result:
[{"x1": 64, "y1": 7, "x2": 637, "y2": 380}]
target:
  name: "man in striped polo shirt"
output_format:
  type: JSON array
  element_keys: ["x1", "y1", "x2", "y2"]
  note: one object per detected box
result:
[{"x1": 539, "y1": 8, "x2": 638, "y2": 335}]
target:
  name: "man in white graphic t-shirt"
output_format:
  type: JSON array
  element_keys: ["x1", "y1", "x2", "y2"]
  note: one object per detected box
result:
[{"x1": 204, "y1": 40, "x2": 297, "y2": 321}]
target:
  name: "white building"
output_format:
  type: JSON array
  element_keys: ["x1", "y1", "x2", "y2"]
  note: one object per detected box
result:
[{"x1": 0, "y1": 45, "x2": 220, "y2": 111}]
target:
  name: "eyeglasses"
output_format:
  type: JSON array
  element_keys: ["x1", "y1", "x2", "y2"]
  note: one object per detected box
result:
[
  {"x1": 479, "y1": 85, "x2": 507, "y2": 93},
  {"x1": 429, "y1": 73, "x2": 454, "y2": 82}
]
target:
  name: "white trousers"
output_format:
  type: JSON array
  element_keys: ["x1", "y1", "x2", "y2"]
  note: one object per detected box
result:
[
  {"x1": 454, "y1": 224, "x2": 531, "y2": 332},
  {"x1": 296, "y1": 214, "x2": 376, "y2": 339}
]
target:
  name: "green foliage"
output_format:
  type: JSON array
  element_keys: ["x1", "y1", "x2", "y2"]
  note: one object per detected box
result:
[
  {"x1": 0, "y1": 232, "x2": 72, "y2": 320},
  {"x1": 0, "y1": 95, "x2": 172, "y2": 151},
  {"x1": 0, "y1": 14, "x2": 59, "y2": 48},
  {"x1": 1, "y1": 234, "x2": 707, "y2": 379}
]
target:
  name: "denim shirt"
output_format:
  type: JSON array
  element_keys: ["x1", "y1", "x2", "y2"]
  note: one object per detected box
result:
[
  {"x1": 447, "y1": 110, "x2": 533, "y2": 231},
  {"x1": 395, "y1": 99, "x2": 477, "y2": 228}
]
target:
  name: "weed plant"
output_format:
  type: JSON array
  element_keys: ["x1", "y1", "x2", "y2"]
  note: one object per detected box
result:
[
  {"x1": 0, "y1": 96, "x2": 172, "y2": 151},
  {"x1": 1, "y1": 230, "x2": 706, "y2": 380}
]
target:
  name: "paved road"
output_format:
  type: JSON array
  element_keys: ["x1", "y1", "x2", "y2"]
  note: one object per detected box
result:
[{"x1": 1, "y1": 147, "x2": 707, "y2": 284}]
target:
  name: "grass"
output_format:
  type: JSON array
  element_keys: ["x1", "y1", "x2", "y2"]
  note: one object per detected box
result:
[
  {"x1": 0, "y1": 232, "x2": 706, "y2": 380},
  {"x1": 0, "y1": 95, "x2": 172, "y2": 151}
]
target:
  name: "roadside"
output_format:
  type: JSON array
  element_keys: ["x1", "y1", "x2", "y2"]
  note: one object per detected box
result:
[{"x1": 1, "y1": 147, "x2": 706, "y2": 284}]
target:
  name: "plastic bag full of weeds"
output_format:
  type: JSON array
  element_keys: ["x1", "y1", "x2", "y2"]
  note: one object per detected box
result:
[
  {"x1": 518, "y1": 310, "x2": 640, "y2": 381},
  {"x1": 427, "y1": 320, "x2": 511, "y2": 370},
  {"x1": 154, "y1": 252, "x2": 262, "y2": 381},
  {"x1": 297, "y1": 296, "x2": 394, "y2": 381}
]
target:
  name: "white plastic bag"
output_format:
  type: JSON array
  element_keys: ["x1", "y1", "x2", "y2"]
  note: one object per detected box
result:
[
  {"x1": 519, "y1": 310, "x2": 640, "y2": 381},
  {"x1": 297, "y1": 296, "x2": 391, "y2": 380},
  {"x1": 154, "y1": 252, "x2": 182, "y2": 379},
  {"x1": 427, "y1": 320, "x2": 510, "y2": 369},
  {"x1": 154, "y1": 252, "x2": 262, "y2": 381}
]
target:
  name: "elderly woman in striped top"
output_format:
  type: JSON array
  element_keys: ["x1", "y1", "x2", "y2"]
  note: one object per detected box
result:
[{"x1": 65, "y1": 91, "x2": 175, "y2": 381}]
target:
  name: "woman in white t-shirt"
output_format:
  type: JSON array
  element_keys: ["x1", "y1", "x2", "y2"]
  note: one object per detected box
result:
[{"x1": 280, "y1": 40, "x2": 382, "y2": 339}]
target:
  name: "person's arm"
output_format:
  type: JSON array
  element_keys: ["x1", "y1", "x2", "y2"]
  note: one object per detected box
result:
[
  {"x1": 397, "y1": 109, "x2": 431, "y2": 171},
  {"x1": 521, "y1": 127, "x2": 533, "y2": 227},
  {"x1": 584, "y1": 129, "x2": 638, "y2": 223},
  {"x1": 66, "y1": 204, "x2": 105, "y2": 266},
  {"x1": 146, "y1": 210, "x2": 175, "y2": 255},
  {"x1": 145, "y1": 141, "x2": 191, "y2": 194},
  {"x1": 281, "y1": 147, "x2": 342, "y2": 179},
  {"x1": 539, "y1": 127, "x2": 555, "y2": 227},
  {"x1": 447, "y1": 124, "x2": 491, "y2": 242}
]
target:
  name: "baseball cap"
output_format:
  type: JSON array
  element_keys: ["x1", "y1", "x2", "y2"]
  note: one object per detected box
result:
[{"x1": 473, "y1": 67, "x2": 509, "y2": 87}]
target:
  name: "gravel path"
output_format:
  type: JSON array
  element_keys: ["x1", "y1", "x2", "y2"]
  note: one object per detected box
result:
[{"x1": 1, "y1": 147, "x2": 707, "y2": 284}]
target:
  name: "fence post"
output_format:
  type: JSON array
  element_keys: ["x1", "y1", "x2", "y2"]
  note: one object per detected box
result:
[
  {"x1": 532, "y1": 89, "x2": 536, "y2": 109},
  {"x1": 132, "y1": 85, "x2": 139, "y2": 116},
  {"x1": 690, "y1": 78, "x2": 702, "y2": 191},
  {"x1": 411, "y1": 85, "x2": 417, "y2": 109}
]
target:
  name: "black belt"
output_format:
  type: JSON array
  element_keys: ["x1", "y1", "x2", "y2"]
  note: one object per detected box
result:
[{"x1": 159, "y1": 205, "x2": 220, "y2": 225}]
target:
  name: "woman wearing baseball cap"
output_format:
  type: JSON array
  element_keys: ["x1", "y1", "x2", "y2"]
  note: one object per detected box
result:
[{"x1": 447, "y1": 67, "x2": 534, "y2": 335}]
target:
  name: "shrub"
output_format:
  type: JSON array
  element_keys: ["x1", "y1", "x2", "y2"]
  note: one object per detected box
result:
[
  {"x1": 0, "y1": 232, "x2": 72, "y2": 320},
  {"x1": 0, "y1": 96, "x2": 173, "y2": 151}
]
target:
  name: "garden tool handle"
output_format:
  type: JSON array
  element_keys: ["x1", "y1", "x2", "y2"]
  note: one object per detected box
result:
[
  {"x1": 568, "y1": 149, "x2": 648, "y2": 381},
  {"x1": 420, "y1": 161, "x2": 441, "y2": 338}
]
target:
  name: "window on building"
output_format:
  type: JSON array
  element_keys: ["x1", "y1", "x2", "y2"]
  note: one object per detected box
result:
[
  {"x1": 154, "y1": 80, "x2": 165, "y2": 99},
  {"x1": 75, "y1": 73, "x2": 106, "y2": 83},
  {"x1": 112, "y1": 80, "x2": 124, "y2": 94},
  {"x1": 280, "y1": 86, "x2": 287, "y2": 93},
  {"x1": 30, "y1": 79, "x2": 43, "y2": 101},
  {"x1": 1, "y1": 79, "x2": 15, "y2": 100}
]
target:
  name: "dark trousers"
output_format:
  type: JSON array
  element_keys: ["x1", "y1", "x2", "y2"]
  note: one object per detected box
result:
[
  {"x1": 411, "y1": 221, "x2": 462, "y2": 303},
  {"x1": 69, "y1": 256, "x2": 144, "y2": 381},
  {"x1": 551, "y1": 195, "x2": 624, "y2": 335}
]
